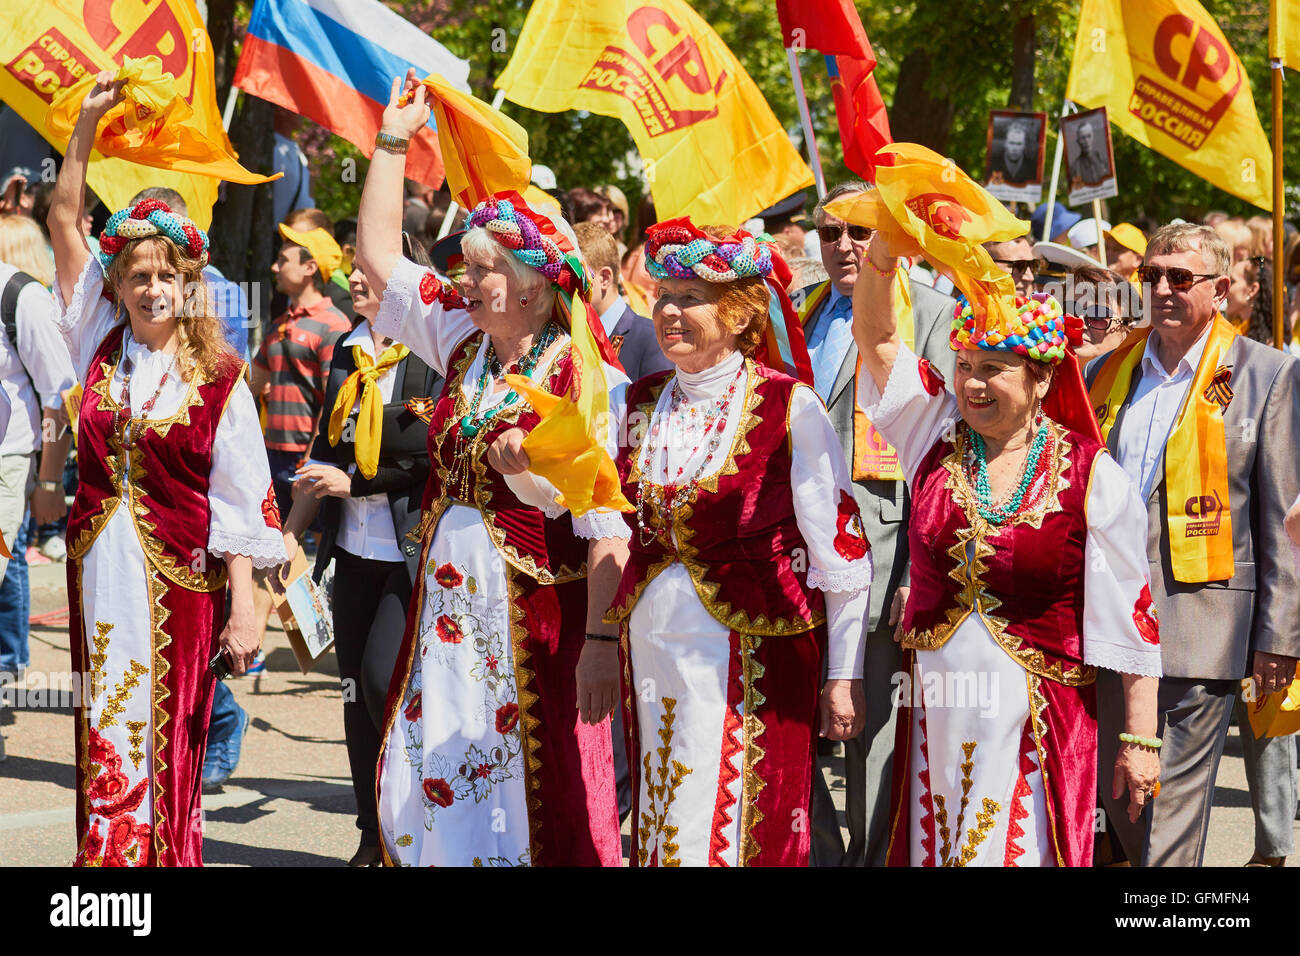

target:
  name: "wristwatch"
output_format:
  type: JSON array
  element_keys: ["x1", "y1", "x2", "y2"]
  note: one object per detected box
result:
[{"x1": 37, "y1": 479, "x2": 61, "y2": 494}]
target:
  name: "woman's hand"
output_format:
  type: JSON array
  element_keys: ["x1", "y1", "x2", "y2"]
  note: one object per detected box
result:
[
  {"x1": 380, "y1": 68, "x2": 430, "y2": 140},
  {"x1": 819, "y1": 678, "x2": 865, "y2": 740},
  {"x1": 218, "y1": 594, "x2": 260, "y2": 677},
  {"x1": 1112, "y1": 742, "x2": 1162, "y2": 824},
  {"x1": 485, "y1": 428, "x2": 530, "y2": 475},
  {"x1": 294, "y1": 462, "x2": 351, "y2": 498},
  {"x1": 30, "y1": 486, "x2": 66, "y2": 526},
  {"x1": 282, "y1": 530, "x2": 299, "y2": 565},
  {"x1": 80, "y1": 70, "x2": 125, "y2": 122},
  {"x1": 575, "y1": 639, "x2": 620, "y2": 725}
]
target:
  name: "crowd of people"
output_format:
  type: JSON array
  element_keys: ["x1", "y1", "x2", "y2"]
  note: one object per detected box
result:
[{"x1": 0, "y1": 68, "x2": 1298, "y2": 868}]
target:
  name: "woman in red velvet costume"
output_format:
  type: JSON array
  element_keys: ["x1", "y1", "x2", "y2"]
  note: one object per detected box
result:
[
  {"x1": 590, "y1": 219, "x2": 873, "y2": 866},
  {"x1": 851, "y1": 227, "x2": 1162, "y2": 867},
  {"x1": 47, "y1": 73, "x2": 286, "y2": 866},
  {"x1": 355, "y1": 71, "x2": 627, "y2": 867}
]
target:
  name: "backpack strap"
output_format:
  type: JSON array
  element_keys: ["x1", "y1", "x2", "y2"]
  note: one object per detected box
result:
[{"x1": 2, "y1": 271, "x2": 39, "y2": 383}]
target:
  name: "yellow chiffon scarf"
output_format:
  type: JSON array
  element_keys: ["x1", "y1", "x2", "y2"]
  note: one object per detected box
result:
[{"x1": 328, "y1": 344, "x2": 409, "y2": 479}]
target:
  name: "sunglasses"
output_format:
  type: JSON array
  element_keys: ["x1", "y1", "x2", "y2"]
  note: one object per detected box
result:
[
  {"x1": 1135, "y1": 265, "x2": 1217, "y2": 291},
  {"x1": 817, "y1": 224, "x2": 873, "y2": 244},
  {"x1": 993, "y1": 258, "x2": 1039, "y2": 276}
]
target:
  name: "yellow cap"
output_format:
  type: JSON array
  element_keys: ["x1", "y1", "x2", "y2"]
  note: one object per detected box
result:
[
  {"x1": 278, "y1": 223, "x2": 342, "y2": 282},
  {"x1": 1105, "y1": 222, "x2": 1147, "y2": 257}
]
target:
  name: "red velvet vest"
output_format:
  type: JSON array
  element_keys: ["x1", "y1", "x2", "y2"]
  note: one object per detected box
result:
[
  {"x1": 66, "y1": 325, "x2": 242, "y2": 592},
  {"x1": 415, "y1": 332, "x2": 587, "y2": 584},
  {"x1": 607, "y1": 361, "x2": 825, "y2": 636},
  {"x1": 902, "y1": 420, "x2": 1106, "y2": 686}
]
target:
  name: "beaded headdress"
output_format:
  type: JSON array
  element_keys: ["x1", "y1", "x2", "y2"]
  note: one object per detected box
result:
[
  {"x1": 951, "y1": 292, "x2": 1083, "y2": 365},
  {"x1": 98, "y1": 198, "x2": 210, "y2": 270}
]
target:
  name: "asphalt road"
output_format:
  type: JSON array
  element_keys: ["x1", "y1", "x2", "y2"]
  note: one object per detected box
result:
[{"x1": 2, "y1": 561, "x2": 1295, "y2": 867}]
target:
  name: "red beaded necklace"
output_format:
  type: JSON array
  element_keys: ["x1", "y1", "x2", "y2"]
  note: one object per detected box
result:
[{"x1": 112, "y1": 345, "x2": 178, "y2": 450}]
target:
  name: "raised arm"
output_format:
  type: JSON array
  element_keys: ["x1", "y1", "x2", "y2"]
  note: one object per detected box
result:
[
  {"x1": 355, "y1": 69, "x2": 428, "y2": 296},
  {"x1": 48, "y1": 71, "x2": 122, "y2": 307}
]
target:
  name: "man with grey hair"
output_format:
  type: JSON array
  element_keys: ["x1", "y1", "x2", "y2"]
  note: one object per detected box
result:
[
  {"x1": 801, "y1": 180, "x2": 956, "y2": 866},
  {"x1": 1085, "y1": 223, "x2": 1300, "y2": 866}
]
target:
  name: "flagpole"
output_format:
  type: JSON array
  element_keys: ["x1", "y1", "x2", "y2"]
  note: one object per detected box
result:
[
  {"x1": 1271, "y1": 58, "x2": 1285, "y2": 351},
  {"x1": 1042, "y1": 100, "x2": 1073, "y2": 241},
  {"x1": 785, "y1": 47, "x2": 826, "y2": 198},
  {"x1": 434, "y1": 90, "x2": 508, "y2": 242}
]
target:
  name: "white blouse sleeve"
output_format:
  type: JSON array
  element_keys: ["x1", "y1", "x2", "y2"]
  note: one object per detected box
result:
[
  {"x1": 208, "y1": 376, "x2": 290, "y2": 568},
  {"x1": 855, "y1": 341, "x2": 960, "y2": 486},
  {"x1": 788, "y1": 384, "x2": 871, "y2": 680},
  {"x1": 1082, "y1": 453, "x2": 1162, "y2": 677},
  {"x1": 52, "y1": 257, "x2": 121, "y2": 383},
  {"x1": 372, "y1": 256, "x2": 478, "y2": 376}
]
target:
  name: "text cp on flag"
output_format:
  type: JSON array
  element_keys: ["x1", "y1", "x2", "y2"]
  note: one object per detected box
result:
[
  {"x1": 1067, "y1": 0, "x2": 1272, "y2": 209},
  {"x1": 233, "y1": 0, "x2": 470, "y2": 190},
  {"x1": 0, "y1": 0, "x2": 235, "y2": 229},
  {"x1": 496, "y1": 0, "x2": 813, "y2": 225}
]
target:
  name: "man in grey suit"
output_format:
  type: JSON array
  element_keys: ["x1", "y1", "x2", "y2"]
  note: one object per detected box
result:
[
  {"x1": 803, "y1": 181, "x2": 957, "y2": 866},
  {"x1": 1086, "y1": 223, "x2": 1300, "y2": 867},
  {"x1": 574, "y1": 221, "x2": 671, "y2": 384}
]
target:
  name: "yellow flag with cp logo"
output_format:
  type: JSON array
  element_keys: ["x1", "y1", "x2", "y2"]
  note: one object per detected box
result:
[{"x1": 1067, "y1": 0, "x2": 1272, "y2": 209}]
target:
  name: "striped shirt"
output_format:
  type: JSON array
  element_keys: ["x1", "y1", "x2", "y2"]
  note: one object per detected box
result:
[{"x1": 253, "y1": 298, "x2": 351, "y2": 452}]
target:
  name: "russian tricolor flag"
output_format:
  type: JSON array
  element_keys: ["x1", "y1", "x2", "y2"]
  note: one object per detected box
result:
[{"x1": 232, "y1": 0, "x2": 470, "y2": 189}]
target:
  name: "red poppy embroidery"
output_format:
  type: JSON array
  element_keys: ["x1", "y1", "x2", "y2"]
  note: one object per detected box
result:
[
  {"x1": 422, "y1": 777, "x2": 454, "y2": 807},
  {"x1": 472, "y1": 761, "x2": 494, "y2": 780},
  {"x1": 833, "y1": 490, "x2": 870, "y2": 561},
  {"x1": 1133, "y1": 584, "x2": 1160, "y2": 645},
  {"x1": 261, "y1": 484, "x2": 282, "y2": 530},
  {"x1": 404, "y1": 692, "x2": 422, "y2": 723},
  {"x1": 418, "y1": 271, "x2": 441, "y2": 305},
  {"x1": 434, "y1": 563, "x2": 463, "y2": 589},
  {"x1": 495, "y1": 702, "x2": 520, "y2": 734},
  {"x1": 917, "y1": 358, "x2": 946, "y2": 396},
  {"x1": 435, "y1": 615, "x2": 464, "y2": 644}
]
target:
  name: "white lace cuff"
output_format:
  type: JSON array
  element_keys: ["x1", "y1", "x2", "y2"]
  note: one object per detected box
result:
[
  {"x1": 210, "y1": 530, "x2": 289, "y2": 570},
  {"x1": 572, "y1": 508, "x2": 632, "y2": 541},
  {"x1": 373, "y1": 256, "x2": 424, "y2": 341},
  {"x1": 808, "y1": 560, "x2": 873, "y2": 593},
  {"x1": 1085, "y1": 640, "x2": 1163, "y2": 678},
  {"x1": 56, "y1": 257, "x2": 104, "y2": 334}
]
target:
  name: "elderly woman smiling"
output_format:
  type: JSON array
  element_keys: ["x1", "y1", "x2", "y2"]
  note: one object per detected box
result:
[
  {"x1": 585, "y1": 219, "x2": 874, "y2": 867},
  {"x1": 850, "y1": 228, "x2": 1162, "y2": 867},
  {"x1": 354, "y1": 70, "x2": 629, "y2": 867}
]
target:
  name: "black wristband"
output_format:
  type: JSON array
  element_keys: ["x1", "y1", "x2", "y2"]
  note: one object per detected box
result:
[{"x1": 585, "y1": 632, "x2": 619, "y2": 642}]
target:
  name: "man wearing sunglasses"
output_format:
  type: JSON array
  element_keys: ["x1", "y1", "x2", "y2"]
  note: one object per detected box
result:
[
  {"x1": 1084, "y1": 223, "x2": 1300, "y2": 867},
  {"x1": 983, "y1": 235, "x2": 1036, "y2": 298},
  {"x1": 799, "y1": 180, "x2": 958, "y2": 868}
]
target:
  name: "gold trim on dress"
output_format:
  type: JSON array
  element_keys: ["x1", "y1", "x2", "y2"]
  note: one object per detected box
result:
[
  {"x1": 931, "y1": 741, "x2": 1002, "y2": 866},
  {"x1": 1025, "y1": 671, "x2": 1065, "y2": 867},
  {"x1": 901, "y1": 421, "x2": 1095, "y2": 688},
  {"x1": 738, "y1": 635, "x2": 767, "y2": 866},
  {"x1": 506, "y1": 566, "x2": 543, "y2": 863},
  {"x1": 148, "y1": 566, "x2": 172, "y2": 863},
  {"x1": 637, "y1": 697, "x2": 692, "y2": 866}
]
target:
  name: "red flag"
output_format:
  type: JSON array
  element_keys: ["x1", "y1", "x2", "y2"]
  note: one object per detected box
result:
[
  {"x1": 827, "y1": 52, "x2": 893, "y2": 183},
  {"x1": 775, "y1": 0, "x2": 871, "y2": 57}
]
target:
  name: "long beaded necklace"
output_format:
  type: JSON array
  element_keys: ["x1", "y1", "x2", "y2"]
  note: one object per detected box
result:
[
  {"x1": 965, "y1": 420, "x2": 1052, "y2": 526},
  {"x1": 458, "y1": 321, "x2": 559, "y2": 439},
  {"x1": 111, "y1": 345, "x2": 179, "y2": 450},
  {"x1": 635, "y1": 360, "x2": 745, "y2": 546}
]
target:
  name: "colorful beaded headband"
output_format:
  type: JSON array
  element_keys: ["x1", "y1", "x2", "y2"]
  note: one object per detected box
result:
[
  {"x1": 465, "y1": 191, "x2": 585, "y2": 296},
  {"x1": 98, "y1": 199, "x2": 210, "y2": 270},
  {"x1": 644, "y1": 217, "x2": 774, "y2": 283},
  {"x1": 951, "y1": 292, "x2": 1078, "y2": 364}
]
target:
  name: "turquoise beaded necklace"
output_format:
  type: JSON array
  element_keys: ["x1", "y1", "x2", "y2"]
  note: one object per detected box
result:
[
  {"x1": 459, "y1": 320, "x2": 560, "y2": 438},
  {"x1": 968, "y1": 421, "x2": 1049, "y2": 526}
]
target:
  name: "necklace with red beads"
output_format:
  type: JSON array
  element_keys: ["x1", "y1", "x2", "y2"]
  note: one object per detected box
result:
[
  {"x1": 635, "y1": 360, "x2": 745, "y2": 546},
  {"x1": 112, "y1": 344, "x2": 178, "y2": 450}
]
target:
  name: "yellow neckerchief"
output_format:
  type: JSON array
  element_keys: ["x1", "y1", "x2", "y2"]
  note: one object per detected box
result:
[
  {"x1": 1089, "y1": 314, "x2": 1238, "y2": 582},
  {"x1": 797, "y1": 275, "x2": 915, "y2": 481},
  {"x1": 328, "y1": 342, "x2": 409, "y2": 479}
]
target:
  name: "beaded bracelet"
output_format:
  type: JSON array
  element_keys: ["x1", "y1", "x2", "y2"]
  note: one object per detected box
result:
[
  {"x1": 375, "y1": 131, "x2": 410, "y2": 155},
  {"x1": 863, "y1": 253, "x2": 897, "y2": 279},
  {"x1": 1119, "y1": 732, "x2": 1162, "y2": 749}
]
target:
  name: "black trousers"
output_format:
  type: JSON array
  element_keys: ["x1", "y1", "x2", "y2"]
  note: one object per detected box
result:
[{"x1": 331, "y1": 548, "x2": 411, "y2": 846}]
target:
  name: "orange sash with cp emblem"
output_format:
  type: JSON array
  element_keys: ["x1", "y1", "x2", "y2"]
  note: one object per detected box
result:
[{"x1": 1090, "y1": 314, "x2": 1238, "y2": 583}]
